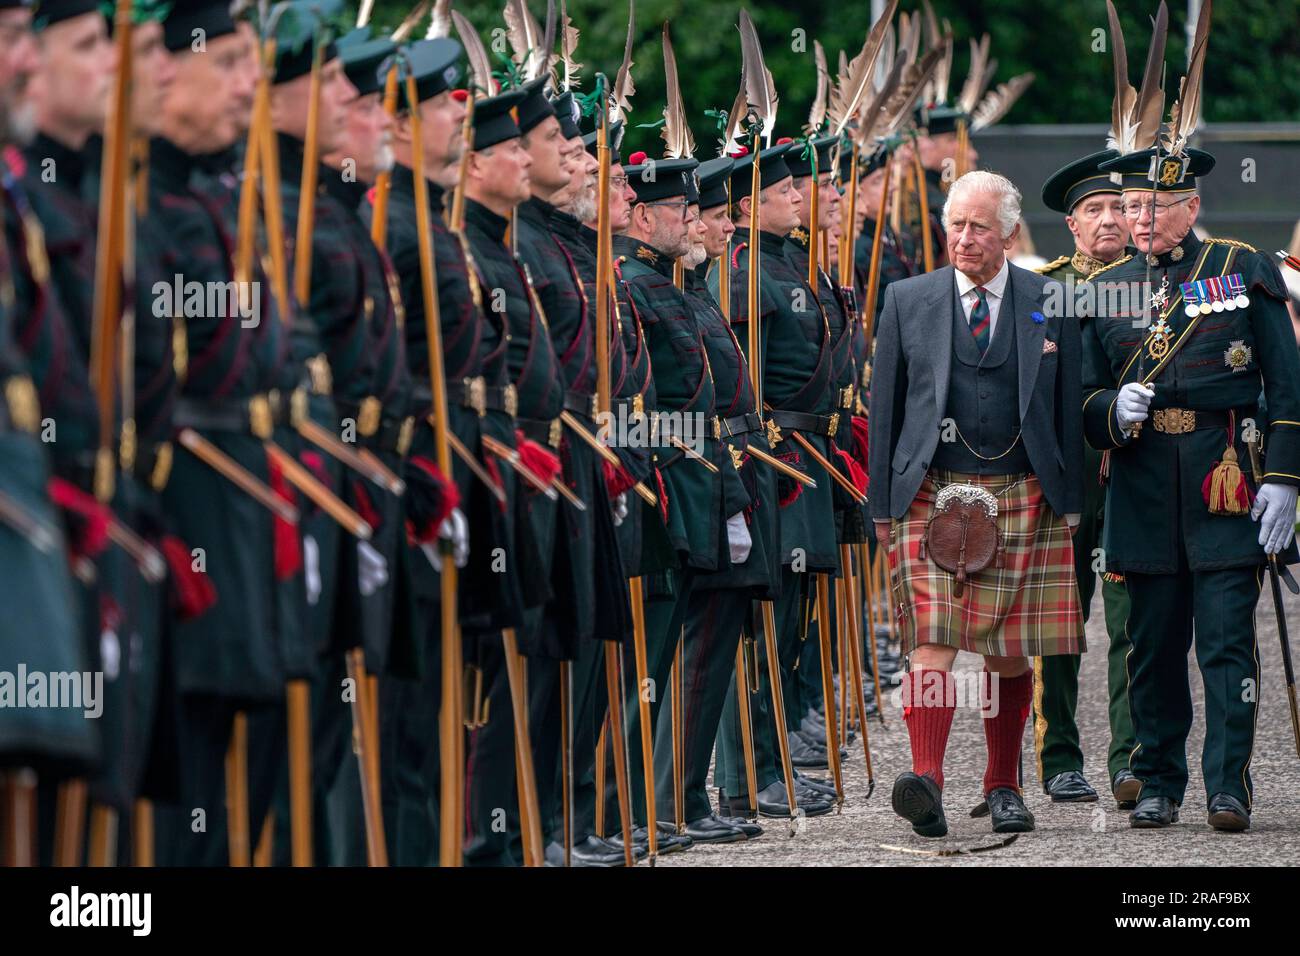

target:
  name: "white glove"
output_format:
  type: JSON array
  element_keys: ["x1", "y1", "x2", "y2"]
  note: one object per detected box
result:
[
  {"x1": 303, "y1": 534, "x2": 321, "y2": 606},
  {"x1": 612, "y1": 492, "x2": 629, "y2": 527},
  {"x1": 357, "y1": 540, "x2": 389, "y2": 597},
  {"x1": 726, "y1": 511, "x2": 752, "y2": 564},
  {"x1": 1251, "y1": 483, "x2": 1299, "y2": 555},
  {"x1": 421, "y1": 507, "x2": 469, "y2": 571},
  {"x1": 1115, "y1": 382, "x2": 1155, "y2": 433}
]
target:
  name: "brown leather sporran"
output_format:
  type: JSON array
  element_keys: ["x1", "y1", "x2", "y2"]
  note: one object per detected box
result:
[{"x1": 918, "y1": 484, "x2": 1006, "y2": 597}]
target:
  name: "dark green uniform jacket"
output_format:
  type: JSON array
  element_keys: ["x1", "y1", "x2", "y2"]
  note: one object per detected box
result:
[
  {"x1": 614, "y1": 234, "x2": 721, "y2": 573},
  {"x1": 1082, "y1": 233, "x2": 1300, "y2": 572},
  {"x1": 716, "y1": 231, "x2": 838, "y2": 573}
]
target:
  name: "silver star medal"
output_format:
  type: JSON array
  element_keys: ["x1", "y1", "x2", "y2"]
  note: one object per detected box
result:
[{"x1": 1148, "y1": 274, "x2": 1170, "y2": 311}]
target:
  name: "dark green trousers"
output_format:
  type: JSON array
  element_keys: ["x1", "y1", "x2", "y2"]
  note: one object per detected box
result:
[
  {"x1": 1034, "y1": 442, "x2": 1136, "y2": 784},
  {"x1": 1124, "y1": 563, "x2": 1263, "y2": 806},
  {"x1": 654, "y1": 586, "x2": 748, "y2": 823}
]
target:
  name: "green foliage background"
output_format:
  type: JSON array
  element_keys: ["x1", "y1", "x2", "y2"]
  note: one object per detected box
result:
[{"x1": 368, "y1": 0, "x2": 1300, "y2": 143}]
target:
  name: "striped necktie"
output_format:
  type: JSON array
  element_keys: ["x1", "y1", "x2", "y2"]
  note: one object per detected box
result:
[{"x1": 968, "y1": 286, "x2": 991, "y2": 354}]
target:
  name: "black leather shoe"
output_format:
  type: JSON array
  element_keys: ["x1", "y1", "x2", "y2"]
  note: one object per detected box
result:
[
  {"x1": 788, "y1": 732, "x2": 829, "y2": 768},
  {"x1": 1044, "y1": 770, "x2": 1099, "y2": 803},
  {"x1": 986, "y1": 787, "x2": 1036, "y2": 832},
  {"x1": 1112, "y1": 769, "x2": 1142, "y2": 809},
  {"x1": 683, "y1": 813, "x2": 748, "y2": 844},
  {"x1": 717, "y1": 814, "x2": 764, "y2": 838},
  {"x1": 547, "y1": 835, "x2": 629, "y2": 866},
  {"x1": 1130, "y1": 795, "x2": 1180, "y2": 828},
  {"x1": 719, "y1": 782, "x2": 833, "y2": 818},
  {"x1": 891, "y1": 772, "x2": 947, "y2": 837},
  {"x1": 1207, "y1": 793, "x2": 1250, "y2": 832},
  {"x1": 794, "y1": 770, "x2": 837, "y2": 798},
  {"x1": 799, "y1": 717, "x2": 828, "y2": 747}
]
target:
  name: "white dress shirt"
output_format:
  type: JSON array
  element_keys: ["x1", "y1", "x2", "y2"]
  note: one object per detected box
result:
[{"x1": 954, "y1": 257, "x2": 1010, "y2": 340}]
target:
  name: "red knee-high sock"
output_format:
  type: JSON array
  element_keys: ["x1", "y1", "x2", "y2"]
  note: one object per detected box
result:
[
  {"x1": 982, "y1": 669, "x2": 1033, "y2": 795},
  {"x1": 903, "y1": 669, "x2": 956, "y2": 790}
]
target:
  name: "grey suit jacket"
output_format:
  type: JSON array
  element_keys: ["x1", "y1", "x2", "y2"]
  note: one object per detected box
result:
[{"x1": 867, "y1": 262, "x2": 1083, "y2": 519}]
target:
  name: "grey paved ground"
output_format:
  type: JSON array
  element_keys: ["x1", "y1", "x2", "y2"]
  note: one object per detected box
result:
[{"x1": 665, "y1": 582, "x2": 1300, "y2": 866}]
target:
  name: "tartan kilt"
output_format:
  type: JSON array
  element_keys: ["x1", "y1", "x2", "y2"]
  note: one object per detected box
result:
[{"x1": 887, "y1": 469, "x2": 1085, "y2": 657}]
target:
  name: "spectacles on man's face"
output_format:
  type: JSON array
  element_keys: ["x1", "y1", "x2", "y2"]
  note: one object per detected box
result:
[
  {"x1": 609, "y1": 174, "x2": 629, "y2": 188},
  {"x1": 643, "y1": 199, "x2": 690, "y2": 221},
  {"x1": 1121, "y1": 195, "x2": 1194, "y2": 220}
]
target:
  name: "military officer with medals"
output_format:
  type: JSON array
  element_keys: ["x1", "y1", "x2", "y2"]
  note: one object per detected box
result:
[
  {"x1": 1033, "y1": 150, "x2": 1138, "y2": 809},
  {"x1": 1083, "y1": 4, "x2": 1300, "y2": 832}
]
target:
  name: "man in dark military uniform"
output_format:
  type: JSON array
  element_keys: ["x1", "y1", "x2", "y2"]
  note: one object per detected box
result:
[
  {"x1": 603, "y1": 150, "x2": 739, "y2": 852},
  {"x1": 0, "y1": 0, "x2": 98, "y2": 862},
  {"x1": 1083, "y1": 142, "x2": 1300, "y2": 831},
  {"x1": 147, "y1": 0, "x2": 292, "y2": 865},
  {"x1": 511, "y1": 80, "x2": 634, "y2": 866},
  {"x1": 662, "y1": 154, "x2": 771, "y2": 842},
  {"x1": 710, "y1": 143, "x2": 836, "y2": 818},
  {"x1": 783, "y1": 134, "x2": 868, "y2": 768},
  {"x1": 1033, "y1": 150, "x2": 1137, "y2": 809},
  {"x1": 371, "y1": 37, "x2": 511, "y2": 865},
  {"x1": 458, "y1": 86, "x2": 566, "y2": 866}
]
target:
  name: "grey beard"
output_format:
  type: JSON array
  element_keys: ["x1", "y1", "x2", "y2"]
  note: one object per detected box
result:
[
  {"x1": 684, "y1": 243, "x2": 708, "y2": 269},
  {"x1": 374, "y1": 143, "x2": 395, "y2": 175},
  {"x1": 569, "y1": 190, "x2": 597, "y2": 224},
  {"x1": 2, "y1": 101, "x2": 36, "y2": 148}
]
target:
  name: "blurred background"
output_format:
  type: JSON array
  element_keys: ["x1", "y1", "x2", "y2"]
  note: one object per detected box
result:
[{"x1": 371, "y1": 0, "x2": 1300, "y2": 252}]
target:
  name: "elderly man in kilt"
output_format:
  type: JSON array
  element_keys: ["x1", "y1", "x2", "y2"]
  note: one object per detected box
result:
[{"x1": 868, "y1": 170, "x2": 1084, "y2": 837}]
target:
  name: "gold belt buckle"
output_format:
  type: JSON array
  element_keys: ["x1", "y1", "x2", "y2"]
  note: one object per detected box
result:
[
  {"x1": 249, "y1": 394, "x2": 273, "y2": 439},
  {"x1": 290, "y1": 387, "x2": 308, "y2": 428},
  {"x1": 358, "y1": 396, "x2": 382, "y2": 437},
  {"x1": 828, "y1": 412, "x2": 840, "y2": 438},
  {"x1": 503, "y1": 384, "x2": 518, "y2": 418},
  {"x1": 464, "y1": 376, "x2": 486, "y2": 417},
  {"x1": 396, "y1": 416, "x2": 415, "y2": 456},
  {"x1": 589, "y1": 394, "x2": 600, "y2": 419},
  {"x1": 4, "y1": 375, "x2": 40, "y2": 434},
  {"x1": 150, "y1": 442, "x2": 174, "y2": 491},
  {"x1": 840, "y1": 385, "x2": 854, "y2": 409},
  {"x1": 1153, "y1": 408, "x2": 1195, "y2": 435},
  {"x1": 765, "y1": 418, "x2": 784, "y2": 447},
  {"x1": 548, "y1": 418, "x2": 563, "y2": 448},
  {"x1": 712, "y1": 416, "x2": 721, "y2": 440},
  {"x1": 631, "y1": 393, "x2": 645, "y2": 418},
  {"x1": 307, "y1": 353, "x2": 333, "y2": 396}
]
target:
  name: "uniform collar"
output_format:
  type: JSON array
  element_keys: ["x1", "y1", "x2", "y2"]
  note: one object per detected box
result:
[
  {"x1": 758, "y1": 229, "x2": 789, "y2": 255},
  {"x1": 389, "y1": 162, "x2": 445, "y2": 216},
  {"x1": 1070, "y1": 250, "x2": 1108, "y2": 276},
  {"x1": 466, "y1": 197, "x2": 509, "y2": 243},
  {"x1": 519, "y1": 195, "x2": 554, "y2": 227},
  {"x1": 955, "y1": 256, "x2": 1010, "y2": 298},
  {"x1": 150, "y1": 136, "x2": 199, "y2": 191},
  {"x1": 786, "y1": 225, "x2": 812, "y2": 250},
  {"x1": 322, "y1": 167, "x2": 369, "y2": 211},
  {"x1": 1140, "y1": 230, "x2": 1201, "y2": 268},
  {"x1": 612, "y1": 233, "x2": 676, "y2": 278}
]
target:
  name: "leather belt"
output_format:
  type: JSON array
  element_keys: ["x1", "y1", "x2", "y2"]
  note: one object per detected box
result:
[
  {"x1": 518, "y1": 416, "x2": 562, "y2": 448},
  {"x1": 564, "y1": 389, "x2": 599, "y2": 421},
  {"x1": 440, "y1": 378, "x2": 518, "y2": 418},
  {"x1": 1150, "y1": 407, "x2": 1233, "y2": 435},
  {"x1": 719, "y1": 411, "x2": 762, "y2": 438},
  {"x1": 768, "y1": 409, "x2": 840, "y2": 438},
  {"x1": 174, "y1": 393, "x2": 278, "y2": 439}
]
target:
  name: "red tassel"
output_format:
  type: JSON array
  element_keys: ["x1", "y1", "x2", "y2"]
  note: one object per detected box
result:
[
  {"x1": 404, "y1": 456, "x2": 460, "y2": 544},
  {"x1": 514, "y1": 431, "x2": 562, "y2": 492},
  {"x1": 654, "y1": 466, "x2": 669, "y2": 524},
  {"x1": 46, "y1": 476, "x2": 110, "y2": 561},
  {"x1": 1201, "y1": 445, "x2": 1253, "y2": 516},
  {"x1": 160, "y1": 534, "x2": 217, "y2": 620},
  {"x1": 351, "y1": 480, "x2": 382, "y2": 532},
  {"x1": 833, "y1": 446, "x2": 869, "y2": 494},
  {"x1": 266, "y1": 452, "x2": 303, "y2": 581},
  {"x1": 300, "y1": 450, "x2": 330, "y2": 490},
  {"x1": 778, "y1": 479, "x2": 803, "y2": 508},
  {"x1": 602, "y1": 458, "x2": 636, "y2": 499}
]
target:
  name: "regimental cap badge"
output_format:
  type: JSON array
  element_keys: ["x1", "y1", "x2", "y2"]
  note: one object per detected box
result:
[{"x1": 1224, "y1": 340, "x2": 1252, "y2": 372}]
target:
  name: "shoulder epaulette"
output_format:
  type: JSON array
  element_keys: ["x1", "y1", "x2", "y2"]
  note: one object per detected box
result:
[
  {"x1": 1204, "y1": 237, "x2": 1259, "y2": 253},
  {"x1": 1086, "y1": 254, "x2": 1132, "y2": 282},
  {"x1": 1033, "y1": 255, "x2": 1070, "y2": 275}
]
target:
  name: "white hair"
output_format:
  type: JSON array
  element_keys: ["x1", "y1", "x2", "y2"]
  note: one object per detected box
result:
[{"x1": 942, "y1": 170, "x2": 1022, "y2": 239}]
